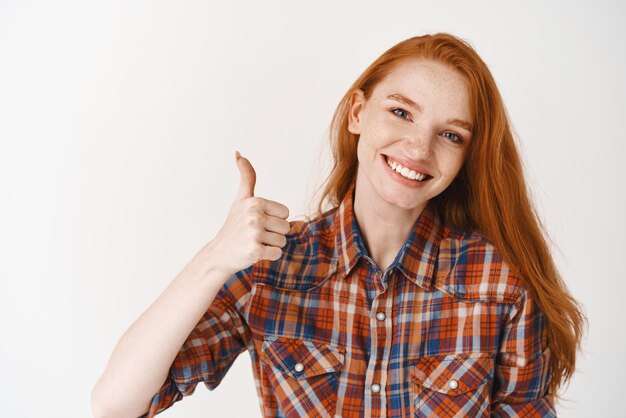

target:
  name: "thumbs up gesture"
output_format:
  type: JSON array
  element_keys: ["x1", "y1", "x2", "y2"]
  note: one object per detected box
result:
[{"x1": 207, "y1": 151, "x2": 291, "y2": 277}]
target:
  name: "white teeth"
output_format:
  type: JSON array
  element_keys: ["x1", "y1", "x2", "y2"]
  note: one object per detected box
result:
[{"x1": 386, "y1": 156, "x2": 428, "y2": 181}]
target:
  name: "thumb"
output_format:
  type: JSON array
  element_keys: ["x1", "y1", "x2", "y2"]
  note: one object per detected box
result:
[{"x1": 235, "y1": 150, "x2": 256, "y2": 199}]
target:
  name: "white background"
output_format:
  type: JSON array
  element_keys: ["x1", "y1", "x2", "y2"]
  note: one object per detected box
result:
[{"x1": 1, "y1": 1, "x2": 625, "y2": 417}]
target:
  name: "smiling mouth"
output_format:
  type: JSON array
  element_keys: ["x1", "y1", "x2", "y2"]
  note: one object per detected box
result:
[{"x1": 384, "y1": 155, "x2": 433, "y2": 182}]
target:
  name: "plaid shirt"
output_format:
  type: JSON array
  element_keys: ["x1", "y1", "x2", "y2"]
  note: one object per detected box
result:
[{"x1": 140, "y1": 183, "x2": 556, "y2": 417}]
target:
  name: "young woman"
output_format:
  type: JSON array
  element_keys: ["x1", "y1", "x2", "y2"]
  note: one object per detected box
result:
[{"x1": 92, "y1": 32, "x2": 587, "y2": 418}]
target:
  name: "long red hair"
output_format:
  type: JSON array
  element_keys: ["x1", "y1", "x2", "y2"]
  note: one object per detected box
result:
[{"x1": 306, "y1": 33, "x2": 587, "y2": 401}]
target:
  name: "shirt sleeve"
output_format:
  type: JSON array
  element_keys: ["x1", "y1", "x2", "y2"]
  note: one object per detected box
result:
[
  {"x1": 491, "y1": 285, "x2": 558, "y2": 417},
  {"x1": 138, "y1": 265, "x2": 255, "y2": 418}
]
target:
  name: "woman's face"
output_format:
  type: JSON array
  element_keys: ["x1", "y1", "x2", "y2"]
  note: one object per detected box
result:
[{"x1": 348, "y1": 58, "x2": 473, "y2": 211}]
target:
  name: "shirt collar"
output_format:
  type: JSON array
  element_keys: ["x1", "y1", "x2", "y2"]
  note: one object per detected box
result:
[{"x1": 330, "y1": 182, "x2": 443, "y2": 289}]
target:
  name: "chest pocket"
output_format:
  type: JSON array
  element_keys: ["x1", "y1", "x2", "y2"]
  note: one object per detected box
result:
[
  {"x1": 259, "y1": 336, "x2": 345, "y2": 418},
  {"x1": 410, "y1": 352, "x2": 494, "y2": 417}
]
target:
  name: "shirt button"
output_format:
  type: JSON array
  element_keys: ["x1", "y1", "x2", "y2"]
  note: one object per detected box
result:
[
  {"x1": 376, "y1": 312, "x2": 386, "y2": 321},
  {"x1": 371, "y1": 383, "x2": 381, "y2": 393},
  {"x1": 294, "y1": 363, "x2": 304, "y2": 372},
  {"x1": 448, "y1": 379, "x2": 459, "y2": 389}
]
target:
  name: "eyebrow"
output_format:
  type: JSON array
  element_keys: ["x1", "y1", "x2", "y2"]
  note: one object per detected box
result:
[{"x1": 386, "y1": 93, "x2": 474, "y2": 134}]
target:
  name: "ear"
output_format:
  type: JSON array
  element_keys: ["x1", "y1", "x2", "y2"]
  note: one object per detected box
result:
[{"x1": 347, "y1": 89, "x2": 366, "y2": 135}]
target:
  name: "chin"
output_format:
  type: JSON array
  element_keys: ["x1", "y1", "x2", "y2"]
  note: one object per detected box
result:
[{"x1": 378, "y1": 185, "x2": 428, "y2": 210}]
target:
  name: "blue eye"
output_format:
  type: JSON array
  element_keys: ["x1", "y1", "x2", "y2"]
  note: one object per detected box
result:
[
  {"x1": 443, "y1": 131, "x2": 462, "y2": 144},
  {"x1": 391, "y1": 108, "x2": 410, "y2": 120},
  {"x1": 391, "y1": 107, "x2": 463, "y2": 144}
]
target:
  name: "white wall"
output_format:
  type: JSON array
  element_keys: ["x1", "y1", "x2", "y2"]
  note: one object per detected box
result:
[{"x1": 1, "y1": 1, "x2": 624, "y2": 417}]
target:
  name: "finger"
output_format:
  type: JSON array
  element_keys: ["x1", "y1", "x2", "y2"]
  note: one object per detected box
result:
[
  {"x1": 259, "y1": 244, "x2": 283, "y2": 261},
  {"x1": 260, "y1": 230, "x2": 288, "y2": 248},
  {"x1": 235, "y1": 151, "x2": 256, "y2": 200},
  {"x1": 258, "y1": 198, "x2": 290, "y2": 219},
  {"x1": 263, "y1": 216, "x2": 291, "y2": 236}
]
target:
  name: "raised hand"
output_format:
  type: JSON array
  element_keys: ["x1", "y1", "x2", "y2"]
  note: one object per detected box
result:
[{"x1": 207, "y1": 151, "x2": 291, "y2": 276}]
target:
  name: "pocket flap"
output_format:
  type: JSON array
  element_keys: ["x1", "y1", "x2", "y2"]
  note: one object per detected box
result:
[
  {"x1": 410, "y1": 352, "x2": 493, "y2": 395},
  {"x1": 260, "y1": 336, "x2": 345, "y2": 380}
]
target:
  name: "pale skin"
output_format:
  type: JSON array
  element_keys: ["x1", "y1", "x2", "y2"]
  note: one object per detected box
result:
[
  {"x1": 90, "y1": 152, "x2": 291, "y2": 418},
  {"x1": 348, "y1": 58, "x2": 474, "y2": 271},
  {"x1": 91, "y1": 59, "x2": 474, "y2": 418}
]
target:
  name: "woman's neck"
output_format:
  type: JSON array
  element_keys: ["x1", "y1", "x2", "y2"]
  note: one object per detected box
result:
[{"x1": 352, "y1": 179, "x2": 426, "y2": 271}]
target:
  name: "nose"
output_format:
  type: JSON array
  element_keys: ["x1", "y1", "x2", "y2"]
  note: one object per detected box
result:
[{"x1": 408, "y1": 129, "x2": 435, "y2": 155}]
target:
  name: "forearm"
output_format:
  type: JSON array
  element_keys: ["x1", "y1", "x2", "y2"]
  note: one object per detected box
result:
[{"x1": 91, "y1": 241, "x2": 232, "y2": 418}]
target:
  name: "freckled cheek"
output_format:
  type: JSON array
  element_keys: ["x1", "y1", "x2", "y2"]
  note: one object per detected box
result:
[
  {"x1": 367, "y1": 117, "x2": 399, "y2": 134},
  {"x1": 450, "y1": 163, "x2": 465, "y2": 180},
  {"x1": 360, "y1": 119, "x2": 411, "y2": 148},
  {"x1": 355, "y1": 143, "x2": 373, "y2": 166},
  {"x1": 437, "y1": 155, "x2": 465, "y2": 180}
]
